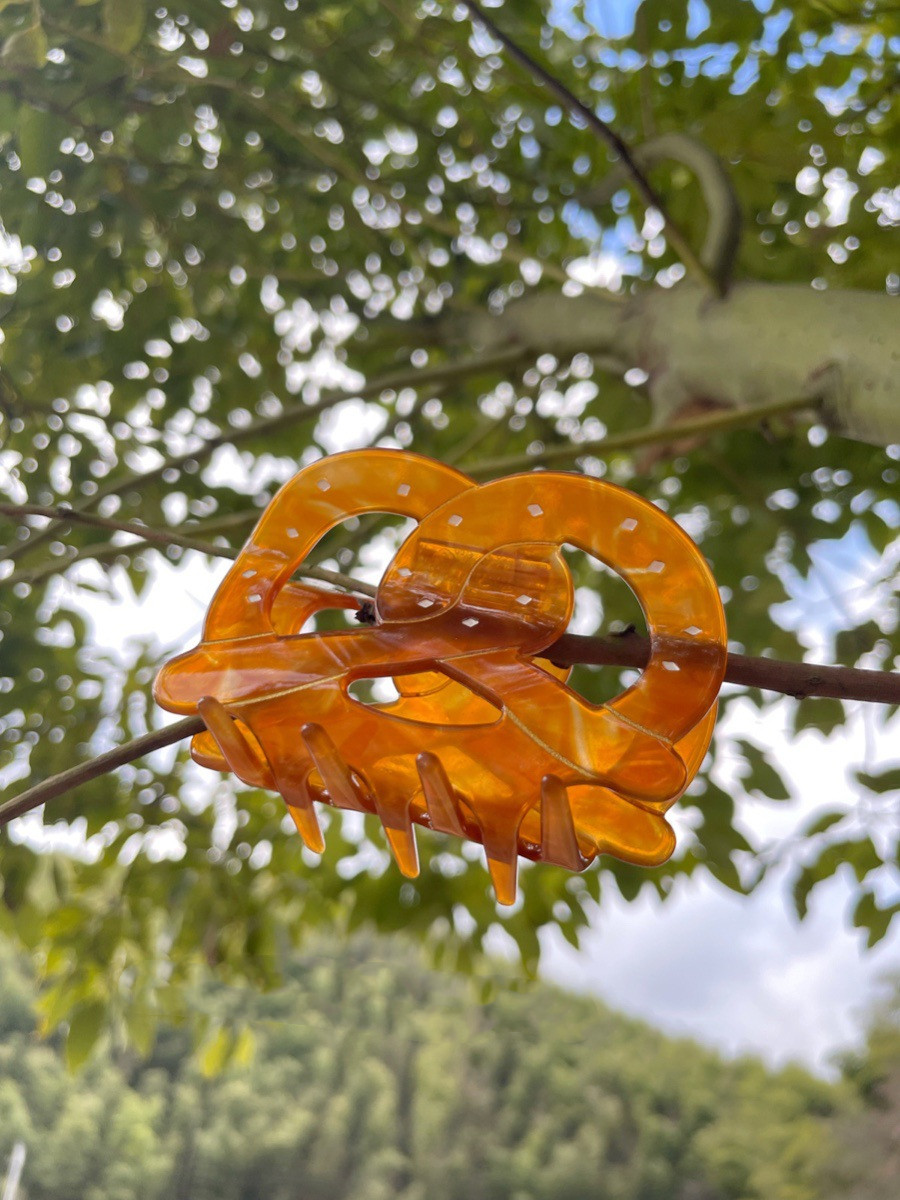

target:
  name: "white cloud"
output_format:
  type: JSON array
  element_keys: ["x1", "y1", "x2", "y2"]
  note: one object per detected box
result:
[{"x1": 541, "y1": 870, "x2": 899, "y2": 1075}]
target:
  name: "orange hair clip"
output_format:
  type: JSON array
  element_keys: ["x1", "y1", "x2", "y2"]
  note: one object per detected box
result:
[{"x1": 155, "y1": 450, "x2": 726, "y2": 903}]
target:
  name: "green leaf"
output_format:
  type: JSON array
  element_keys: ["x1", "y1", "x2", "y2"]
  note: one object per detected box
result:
[
  {"x1": 16, "y1": 105, "x2": 65, "y2": 178},
  {"x1": 692, "y1": 784, "x2": 753, "y2": 877},
  {"x1": 608, "y1": 860, "x2": 646, "y2": 902},
  {"x1": 198, "y1": 1024, "x2": 234, "y2": 1077},
  {"x1": 124, "y1": 997, "x2": 158, "y2": 1058},
  {"x1": 793, "y1": 838, "x2": 883, "y2": 919},
  {"x1": 0, "y1": 21, "x2": 47, "y2": 68},
  {"x1": 802, "y1": 810, "x2": 846, "y2": 837},
  {"x1": 103, "y1": 0, "x2": 147, "y2": 53},
  {"x1": 65, "y1": 999, "x2": 106, "y2": 1070},
  {"x1": 706, "y1": 857, "x2": 748, "y2": 894},
  {"x1": 37, "y1": 978, "x2": 90, "y2": 1034},
  {"x1": 852, "y1": 891, "x2": 900, "y2": 949},
  {"x1": 736, "y1": 739, "x2": 791, "y2": 800},
  {"x1": 793, "y1": 697, "x2": 846, "y2": 737},
  {"x1": 835, "y1": 622, "x2": 882, "y2": 667},
  {"x1": 477, "y1": 977, "x2": 497, "y2": 1005},
  {"x1": 231, "y1": 1025, "x2": 256, "y2": 1067},
  {"x1": 855, "y1": 767, "x2": 900, "y2": 795}
]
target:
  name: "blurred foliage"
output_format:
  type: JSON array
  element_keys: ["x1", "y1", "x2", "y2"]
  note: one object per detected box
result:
[
  {"x1": 0, "y1": 0, "x2": 897, "y2": 1046},
  {"x1": 819, "y1": 974, "x2": 900, "y2": 1199},
  {"x1": 0, "y1": 933, "x2": 857, "y2": 1200}
]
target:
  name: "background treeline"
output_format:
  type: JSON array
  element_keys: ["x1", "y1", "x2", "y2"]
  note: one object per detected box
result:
[{"x1": 0, "y1": 935, "x2": 896, "y2": 1200}]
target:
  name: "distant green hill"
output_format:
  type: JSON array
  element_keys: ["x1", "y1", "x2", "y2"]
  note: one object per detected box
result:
[{"x1": 0, "y1": 934, "x2": 890, "y2": 1200}]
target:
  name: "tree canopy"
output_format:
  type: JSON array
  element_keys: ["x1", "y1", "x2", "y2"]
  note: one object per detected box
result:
[{"x1": 0, "y1": 0, "x2": 897, "y2": 1056}]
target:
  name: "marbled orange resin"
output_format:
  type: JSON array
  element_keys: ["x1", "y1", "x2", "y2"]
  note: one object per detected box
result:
[{"x1": 155, "y1": 450, "x2": 726, "y2": 903}]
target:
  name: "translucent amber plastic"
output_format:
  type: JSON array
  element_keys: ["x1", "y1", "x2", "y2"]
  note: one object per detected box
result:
[{"x1": 154, "y1": 450, "x2": 726, "y2": 903}]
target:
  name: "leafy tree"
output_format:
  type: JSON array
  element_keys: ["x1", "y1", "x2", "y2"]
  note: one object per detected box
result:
[
  {"x1": 0, "y1": 933, "x2": 844, "y2": 1200},
  {"x1": 819, "y1": 976, "x2": 900, "y2": 1200},
  {"x1": 0, "y1": 0, "x2": 897, "y2": 1053}
]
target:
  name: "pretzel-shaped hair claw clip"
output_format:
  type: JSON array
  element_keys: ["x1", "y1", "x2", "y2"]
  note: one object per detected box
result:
[{"x1": 154, "y1": 450, "x2": 727, "y2": 904}]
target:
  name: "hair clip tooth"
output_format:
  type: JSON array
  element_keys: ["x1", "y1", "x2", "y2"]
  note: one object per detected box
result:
[
  {"x1": 280, "y1": 771, "x2": 326, "y2": 854},
  {"x1": 479, "y1": 817, "x2": 524, "y2": 907},
  {"x1": 374, "y1": 801, "x2": 420, "y2": 879},
  {"x1": 540, "y1": 774, "x2": 584, "y2": 871},
  {"x1": 197, "y1": 696, "x2": 261, "y2": 783},
  {"x1": 416, "y1": 751, "x2": 467, "y2": 838},
  {"x1": 300, "y1": 723, "x2": 365, "y2": 812},
  {"x1": 484, "y1": 846, "x2": 519, "y2": 908}
]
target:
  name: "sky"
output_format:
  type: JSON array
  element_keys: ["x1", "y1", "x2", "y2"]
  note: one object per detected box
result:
[{"x1": 543, "y1": 872, "x2": 898, "y2": 1075}]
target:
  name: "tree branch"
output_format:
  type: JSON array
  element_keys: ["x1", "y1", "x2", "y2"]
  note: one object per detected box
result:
[
  {"x1": 577, "y1": 133, "x2": 742, "y2": 290},
  {"x1": 2, "y1": 632, "x2": 896, "y2": 830},
  {"x1": 551, "y1": 632, "x2": 900, "y2": 703},
  {"x1": 466, "y1": 393, "x2": 816, "y2": 477},
  {"x1": 0, "y1": 347, "x2": 527, "y2": 567},
  {"x1": 8, "y1": 510, "x2": 261, "y2": 591},
  {"x1": 0, "y1": 503, "x2": 377, "y2": 599},
  {"x1": 458, "y1": 0, "x2": 719, "y2": 293},
  {"x1": 0, "y1": 716, "x2": 206, "y2": 828}
]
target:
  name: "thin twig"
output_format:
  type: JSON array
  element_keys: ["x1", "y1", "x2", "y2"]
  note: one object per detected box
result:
[
  {"x1": 458, "y1": 0, "x2": 717, "y2": 293},
  {"x1": 8, "y1": 511, "x2": 275, "y2": 590},
  {"x1": 466, "y1": 394, "x2": 815, "y2": 477},
  {"x1": 0, "y1": 503, "x2": 377, "y2": 598},
  {"x1": 11, "y1": 531, "x2": 247, "y2": 592},
  {"x1": 0, "y1": 503, "x2": 235, "y2": 557},
  {"x1": 0, "y1": 348, "x2": 528, "y2": 566},
  {"x1": 2, "y1": 631, "x2": 897, "y2": 829},
  {"x1": 0, "y1": 716, "x2": 205, "y2": 827},
  {"x1": 634, "y1": 3, "x2": 657, "y2": 139}
]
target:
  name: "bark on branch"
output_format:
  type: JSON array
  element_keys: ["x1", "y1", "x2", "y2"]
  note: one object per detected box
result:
[{"x1": 457, "y1": 285, "x2": 899, "y2": 448}]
